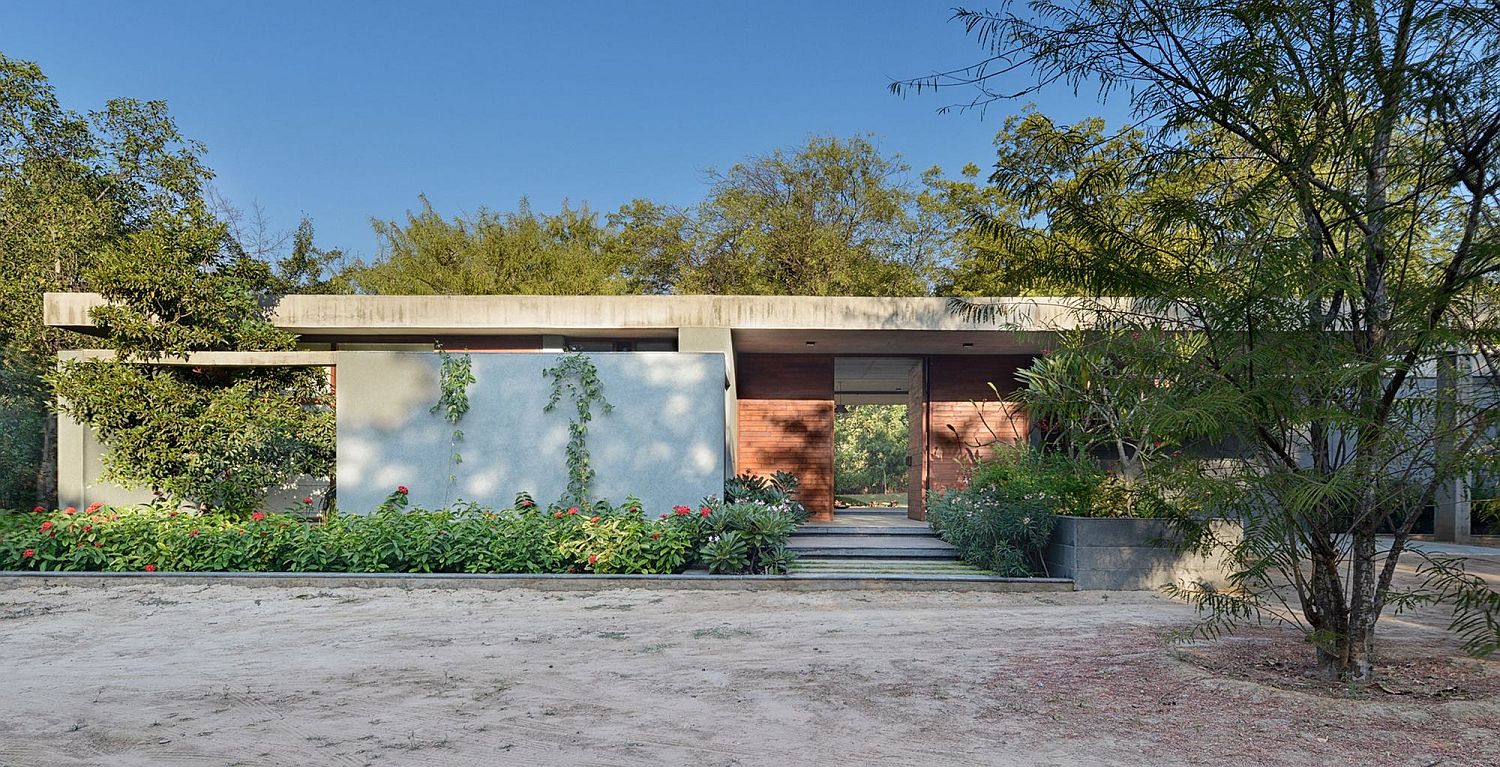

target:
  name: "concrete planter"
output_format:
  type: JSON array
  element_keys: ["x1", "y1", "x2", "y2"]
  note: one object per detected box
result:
[{"x1": 1043, "y1": 516, "x2": 1240, "y2": 591}]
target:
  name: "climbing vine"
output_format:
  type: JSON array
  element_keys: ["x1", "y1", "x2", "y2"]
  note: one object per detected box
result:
[
  {"x1": 543, "y1": 352, "x2": 613, "y2": 507},
  {"x1": 430, "y1": 346, "x2": 475, "y2": 504}
]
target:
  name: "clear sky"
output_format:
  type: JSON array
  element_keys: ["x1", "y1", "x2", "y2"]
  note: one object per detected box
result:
[{"x1": 5, "y1": 1, "x2": 1123, "y2": 260}]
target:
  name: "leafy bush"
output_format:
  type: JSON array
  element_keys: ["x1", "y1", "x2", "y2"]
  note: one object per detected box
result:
[
  {"x1": 0, "y1": 468, "x2": 817, "y2": 576},
  {"x1": 697, "y1": 502, "x2": 799, "y2": 574},
  {"x1": 0, "y1": 491, "x2": 697, "y2": 576},
  {"x1": 722, "y1": 470, "x2": 808, "y2": 523},
  {"x1": 929, "y1": 445, "x2": 1194, "y2": 575},
  {"x1": 927, "y1": 446, "x2": 1067, "y2": 576}
]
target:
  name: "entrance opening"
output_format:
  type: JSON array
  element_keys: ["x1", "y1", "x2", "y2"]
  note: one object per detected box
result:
[{"x1": 833, "y1": 357, "x2": 922, "y2": 518}]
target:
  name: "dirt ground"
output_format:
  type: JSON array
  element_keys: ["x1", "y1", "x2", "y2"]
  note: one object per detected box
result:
[{"x1": 0, "y1": 581, "x2": 1496, "y2": 767}]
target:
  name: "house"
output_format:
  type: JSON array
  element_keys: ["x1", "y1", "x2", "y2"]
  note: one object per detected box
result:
[{"x1": 42, "y1": 292, "x2": 1477, "y2": 541}]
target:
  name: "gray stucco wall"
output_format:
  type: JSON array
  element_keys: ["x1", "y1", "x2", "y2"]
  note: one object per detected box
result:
[{"x1": 336, "y1": 351, "x2": 725, "y2": 514}]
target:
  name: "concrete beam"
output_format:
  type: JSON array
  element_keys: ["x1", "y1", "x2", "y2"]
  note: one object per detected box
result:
[
  {"x1": 45, "y1": 292, "x2": 1122, "y2": 336},
  {"x1": 57, "y1": 349, "x2": 337, "y2": 366}
]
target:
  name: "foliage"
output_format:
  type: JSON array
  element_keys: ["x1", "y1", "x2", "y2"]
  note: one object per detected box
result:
[
  {"x1": 351, "y1": 196, "x2": 638, "y2": 295},
  {"x1": 51, "y1": 364, "x2": 334, "y2": 513},
  {"x1": 430, "y1": 347, "x2": 475, "y2": 503},
  {"x1": 0, "y1": 354, "x2": 44, "y2": 508},
  {"x1": 901, "y1": 1, "x2": 1500, "y2": 679},
  {"x1": 640, "y1": 135, "x2": 942, "y2": 296},
  {"x1": 46, "y1": 197, "x2": 335, "y2": 514},
  {"x1": 543, "y1": 352, "x2": 614, "y2": 508},
  {"x1": 834, "y1": 404, "x2": 909, "y2": 494},
  {"x1": 927, "y1": 446, "x2": 1062, "y2": 576},
  {"x1": 0, "y1": 54, "x2": 215, "y2": 506},
  {"x1": 0, "y1": 494, "x2": 702, "y2": 576},
  {"x1": 697, "y1": 501, "x2": 800, "y2": 574},
  {"x1": 722, "y1": 470, "x2": 808, "y2": 524}
]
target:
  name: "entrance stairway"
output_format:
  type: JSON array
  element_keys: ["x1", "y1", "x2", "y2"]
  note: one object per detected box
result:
[{"x1": 785, "y1": 508, "x2": 979, "y2": 574}]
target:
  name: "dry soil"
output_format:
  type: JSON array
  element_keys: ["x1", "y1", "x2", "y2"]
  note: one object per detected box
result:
[{"x1": 0, "y1": 581, "x2": 1496, "y2": 766}]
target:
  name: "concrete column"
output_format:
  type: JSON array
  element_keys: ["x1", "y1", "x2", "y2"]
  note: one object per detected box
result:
[
  {"x1": 1434, "y1": 350, "x2": 1473, "y2": 543},
  {"x1": 677, "y1": 327, "x2": 737, "y2": 480}
]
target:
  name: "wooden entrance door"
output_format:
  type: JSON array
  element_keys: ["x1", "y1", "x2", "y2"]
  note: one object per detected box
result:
[{"x1": 907, "y1": 358, "x2": 927, "y2": 521}]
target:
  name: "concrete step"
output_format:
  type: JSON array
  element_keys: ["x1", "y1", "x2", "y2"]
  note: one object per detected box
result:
[
  {"x1": 796, "y1": 525, "x2": 933, "y2": 536},
  {"x1": 785, "y1": 535, "x2": 960, "y2": 560},
  {"x1": 791, "y1": 558, "x2": 987, "y2": 575}
]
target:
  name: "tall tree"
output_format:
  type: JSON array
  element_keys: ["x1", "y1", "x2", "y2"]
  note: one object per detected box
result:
[
  {"x1": 49, "y1": 199, "x2": 335, "y2": 512},
  {"x1": 898, "y1": 1, "x2": 1500, "y2": 679},
  {"x1": 0, "y1": 53, "x2": 208, "y2": 507},
  {"x1": 671, "y1": 135, "x2": 941, "y2": 296},
  {"x1": 352, "y1": 196, "x2": 635, "y2": 295}
]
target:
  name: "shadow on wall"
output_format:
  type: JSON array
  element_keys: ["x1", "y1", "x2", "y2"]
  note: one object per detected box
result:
[{"x1": 336, "y1": 352, "x2": 726, "y2": 514}]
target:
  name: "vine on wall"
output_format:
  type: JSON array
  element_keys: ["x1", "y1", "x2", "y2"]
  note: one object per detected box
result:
[
  {"x1": 430, "y1": 345, "x2": 475, "y2": 504},
  {"x1": 543, "y1": 352, "x2": 613, "y2": 507}
]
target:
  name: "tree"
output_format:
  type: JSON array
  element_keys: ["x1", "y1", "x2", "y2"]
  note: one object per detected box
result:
[
  {"x1": 0, "y1": 53, "x2": 209, "y2": 507},
  {"x1": 922, "y1": 111, "x2": 1195, "y2": 296},
  {"x1": 352, "y1": 196, "x2": 636, "y2": 295},
  {"x1": 49, "y1": 201, "x2": 335, "y2": 512},
  {"x1": 834, "y1": 404, "x2": 909, "y2": 494},
  {"x1": 899, "y1": 1, "x2": 1500, "y2": 679},
  {"x1": 669, "y1": 135, "x2": 942, "y2": 296}
]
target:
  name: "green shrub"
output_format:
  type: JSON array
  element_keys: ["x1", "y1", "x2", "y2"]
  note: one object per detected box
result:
[
  {"x1": 0, "y1": 472, "x2": 813, "y2": 576},
  {"x1": 697, "y1": 501, "x2": 800, "y2": 574},
  {"x1": 723, "y1": 471, "x2": 808, "y2": 522},
  {"x1": 0, "y1": 492, "x2": 693, "y2": 576}
]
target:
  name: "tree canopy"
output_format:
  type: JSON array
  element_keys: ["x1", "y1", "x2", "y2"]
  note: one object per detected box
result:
[{"x1": 899, "y1": 0, "x2": 1500, "y2": 679}]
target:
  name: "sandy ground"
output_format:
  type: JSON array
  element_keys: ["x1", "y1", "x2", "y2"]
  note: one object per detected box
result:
[{"x1": 0, "y1": 581, "x2": 1496, "y2": 767}]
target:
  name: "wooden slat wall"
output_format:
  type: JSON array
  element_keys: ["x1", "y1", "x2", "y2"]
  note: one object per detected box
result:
[
  {"x1": 925, "y1": 355, "x2": 1033, "y2": 492},
  {"x1": 735, "y1": 354, "x2": 835, "y2": 520}
]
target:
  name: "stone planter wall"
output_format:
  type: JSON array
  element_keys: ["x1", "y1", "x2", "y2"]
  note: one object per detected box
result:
[{"x1": 1043, "y1": 516, "x2": 1240, "y2": 591}]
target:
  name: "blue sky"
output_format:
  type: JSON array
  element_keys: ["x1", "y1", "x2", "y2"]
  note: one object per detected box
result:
[{"x1": 6, "y1": 1, "x2": 1123, "y2": 260}]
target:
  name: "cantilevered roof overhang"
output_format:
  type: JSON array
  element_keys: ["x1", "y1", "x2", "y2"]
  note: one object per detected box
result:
[{"x1": 44, "y1": 293, "x2": 1123, "y2": 355}]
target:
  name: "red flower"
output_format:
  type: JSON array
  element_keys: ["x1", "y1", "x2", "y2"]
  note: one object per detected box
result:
[
  {"x1": 85, "y1": 502, "x2": 103, "y2": 514},
  {"x1": 94, "y1": 542, "x2": 102, "y2": 548},
  {"x1": 567, "y1": 507, "x2": 579, "y2": 516},
  {"x1": 31, "y1": 505, "x2": 44, "y2": 513},
  {"x1": 144, "y1": 564, "x2": 157, "y2": 572},
  {"x1": 628, "y1": 507, "x2": 641, "y2": 514},
  {"x1": 251, "y1": 511, "x2": 266, "y2": 521},
  {"x1": 589, "y1": 516, "x2": 600, "y2": 523},
  {"x1": 520, "y1": 500, "x2": 535, "y2": 508},
  {"x1": 567, "y1": 566, "x2": 577, "y2": 573},
  {"x1": 588, "y1": 555, "x2": 599, "y2": 565},
  {"x1": 302, "y1": 497, "x2": 313, "y2": 504},
  {"x1": 188, "y1": 529, "x2": 200, "y2": 537},
  {"x1": 700, "y1": 507, "x2": 711, "y2": 517},
  {"x1": 650, "y1": 532, "x2": 661, "y2": 541},
  {"x1": 39, "y1": 520, "x2": 52, "y2": 532},
  {"x1": 397, "y1": 485, "x2": 409, "y2": 495},
  {"x1": 64, "y1": 507, "x2": 76, "y2": 515},
  {"x1": 659, "y1": 513, "x2": 668, "y2": 519},
  {"x1": 83, "y1": 525, "x2": 92, "y2": 533},
  {"x1": 553, "y1": 511, "x2": 565, "y2": 518},
  {"x1": 21, "y1": 548, "x2": 33, "y2": 559},
  {"x1": 672, "y1": 505, "x2": 691, "y2": 515}
]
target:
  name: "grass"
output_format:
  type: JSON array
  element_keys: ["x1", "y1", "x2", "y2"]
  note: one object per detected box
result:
[{"x1": 835, "y1": 492, "x2": 906, "y2": 507}]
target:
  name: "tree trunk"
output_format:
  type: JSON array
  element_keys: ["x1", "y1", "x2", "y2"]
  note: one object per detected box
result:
[{"x1": 1308, "y1": 526, "x2": 1380, "y2": 682}]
